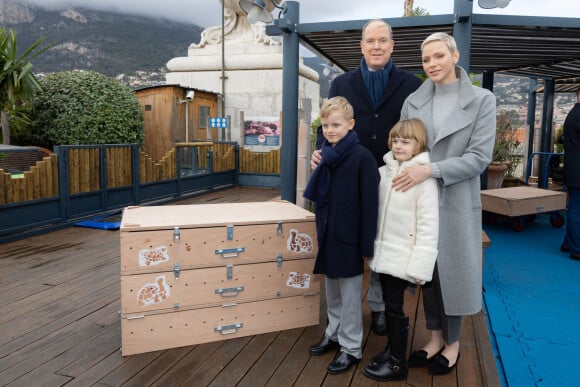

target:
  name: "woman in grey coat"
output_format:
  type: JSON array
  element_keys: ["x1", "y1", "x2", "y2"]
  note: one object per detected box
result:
[{"x1": 395, "y1": 32, "x2": 496, "y2": 375}]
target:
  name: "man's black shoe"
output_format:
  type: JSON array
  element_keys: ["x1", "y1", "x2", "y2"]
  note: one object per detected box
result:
[
  {"x1": 371, "y1": 311, "x2": 387, "y2": 335},
  {"x1": 327, "y1": 351, "x2": 360, "y2": 374},
  {"x1": 309, "y1": 336, "x2": 339, "y2": 355}
]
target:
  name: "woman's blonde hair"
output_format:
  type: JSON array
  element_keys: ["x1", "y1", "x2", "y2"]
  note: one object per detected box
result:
[
  {"x1": 319, "y1": 96, "x2": 354, "y2": 120},
  {"x1": 421, "y1": 32, "x2": 457, "y2": 54},
  {"x1": 388, "y1": 118, "x2": 428, "y2": 153}
]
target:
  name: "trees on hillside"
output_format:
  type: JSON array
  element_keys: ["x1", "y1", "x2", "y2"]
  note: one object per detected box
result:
[
  {"x1": 31, "y1": 71, "x2": 144, "y2": 148},
  {"x1": 0, "y1": 28, "x2": 48, "y2": 145}
]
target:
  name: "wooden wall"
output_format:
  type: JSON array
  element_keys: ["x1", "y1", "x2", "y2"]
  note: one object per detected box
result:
[{"x1": 136, "y1": 85, "x2": 219, "y2": 163}]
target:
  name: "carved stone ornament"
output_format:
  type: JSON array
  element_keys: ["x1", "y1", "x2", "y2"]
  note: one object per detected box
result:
[{"x1": 193, "y1": 0, "x2": 281, "y2": 48}]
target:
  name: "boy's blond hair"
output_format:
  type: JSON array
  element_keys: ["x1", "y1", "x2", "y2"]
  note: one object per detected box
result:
[
  {"x1": 319, "y1": 96, "x2": 354, "y2": 120},
  {"x1": 388, "y1": 118, "x2": 428, "y2": 153}
]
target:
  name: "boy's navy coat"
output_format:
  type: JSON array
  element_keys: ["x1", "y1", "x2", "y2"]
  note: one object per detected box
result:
[
  {"x1": 312, "y1": 143, "x2": 379, "y2": 278},
  {"x1": 318, "y1": 64, "x2": 422, "y2": 166}
]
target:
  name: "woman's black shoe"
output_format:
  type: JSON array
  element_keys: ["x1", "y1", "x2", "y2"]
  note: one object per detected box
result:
[
  {"x1": 408, "y1": 347, "x2": 444, "y2": 367},
  {"x1": 308, "y1": 336, "x2": 338, "y2": 355},
  {"x1": 429, "y1": 352, "x2": 460, "y2": 375}
]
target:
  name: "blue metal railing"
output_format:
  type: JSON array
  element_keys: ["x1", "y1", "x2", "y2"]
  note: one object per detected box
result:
[{"x1": 525, "y1": 151, "x2": 564, "y2": 188}]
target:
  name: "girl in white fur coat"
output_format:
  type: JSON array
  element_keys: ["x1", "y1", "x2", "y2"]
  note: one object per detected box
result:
[{"x1": 363, "y1": 118, "x2": 439, "y2": 382}]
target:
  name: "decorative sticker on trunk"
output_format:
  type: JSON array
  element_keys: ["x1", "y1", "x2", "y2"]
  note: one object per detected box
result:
[
  {"x1": 287, "y1": 272, "x2": 311, "y2": 288},
  {"x1": 137, "y1": 275, "x2": 171, "y2": 306},
  {"x1": 287, "y1": 229, "x2": 313, "y2": 253},
  {"x1": 138, "y1": 246, "x2": 169, "y2": 266}
]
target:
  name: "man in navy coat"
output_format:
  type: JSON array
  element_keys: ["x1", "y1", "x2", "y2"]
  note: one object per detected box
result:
[
  {"x1": 562, "y1": 87, "x2": 580, "y2": 260},
  {"x1": 311, "y1": 19, "x2": 422, "y2": 335}
]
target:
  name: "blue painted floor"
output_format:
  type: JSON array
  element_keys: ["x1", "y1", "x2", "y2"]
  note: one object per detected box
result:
[{"x1": 483, "y1": 212, "x2": 580, "y2": 387}]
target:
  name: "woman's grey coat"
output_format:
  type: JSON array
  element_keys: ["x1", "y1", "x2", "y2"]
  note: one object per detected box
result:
[{"x1": 401, "y1": 67, "x2": 496, "y2": 315}]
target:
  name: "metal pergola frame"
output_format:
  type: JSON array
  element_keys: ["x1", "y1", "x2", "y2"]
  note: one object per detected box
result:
[{"x1": 265, "y1": 0, "x2": 580, "y2": 201}]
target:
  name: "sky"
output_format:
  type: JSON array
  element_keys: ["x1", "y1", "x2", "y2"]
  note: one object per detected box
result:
[{"x1": 25, "y1": 0, "x2": 580, "y2": 27}]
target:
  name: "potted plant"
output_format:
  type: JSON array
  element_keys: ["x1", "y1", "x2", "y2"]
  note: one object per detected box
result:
[{"x1": 487, "y1": 110, "x2": 522, "y2": 189}]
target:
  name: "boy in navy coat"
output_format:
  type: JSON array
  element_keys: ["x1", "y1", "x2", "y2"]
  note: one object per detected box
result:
[{"x1": 304, "y1": 96, "x2": 379, "y2": 374}]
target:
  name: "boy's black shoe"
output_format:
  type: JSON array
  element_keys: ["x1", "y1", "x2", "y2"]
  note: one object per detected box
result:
[
  {"x1": 327, "y1": 351, "x2": 360, "y2": 374},
  {"x1": 309, "y1": 336, "x2": 339, "y2": 355}
]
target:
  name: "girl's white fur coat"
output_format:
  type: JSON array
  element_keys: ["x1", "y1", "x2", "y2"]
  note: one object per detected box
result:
[{"x1": 368, "y1": 151, "x2": 439, "y2": 284}]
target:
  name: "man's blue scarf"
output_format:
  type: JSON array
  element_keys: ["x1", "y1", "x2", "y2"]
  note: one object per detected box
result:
[
  {"x1": 361, "y1": 57, "x2": 393, "y2": 109},
  {"x1": 303, "y1": 130, "x2": 359, "y2": 206}
]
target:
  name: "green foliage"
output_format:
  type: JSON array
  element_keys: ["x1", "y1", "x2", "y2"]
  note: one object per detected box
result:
[
  {"x1": 0, "y1": 28, "x2": 47, "y2": 107},
  {"x1": 1, "y1": 28, "x2": 50, "y2": 144},
  {"x1": 409, "y1": 7, "x2": 430, "y2": 16},
  {"x1": 493, "y1": 109, "x2": 522, "y2": 177},
  {"x1": 7, "y1": 104, "x2": 34, "y2": 145},
  {"x1": 31, "y1": 71, "x2": 144, "y2": 147},
  {"x1": 310, "y1": 116, "x2": 321, "y2": 153}
]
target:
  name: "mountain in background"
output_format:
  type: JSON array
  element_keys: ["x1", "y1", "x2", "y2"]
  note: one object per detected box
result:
[
  {"x1": 4, "y1": 0, "x2": 558, "y2": 111},
  {"x1": 1, "y1": 1, "x2": 337, "y2": 91},
  {"x1": 1, "y1": 0, "x2": 203, "y2": 86}
]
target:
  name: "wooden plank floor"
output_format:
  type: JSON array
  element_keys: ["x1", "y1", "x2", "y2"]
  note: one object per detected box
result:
[{"x1": 0, "y1": 187, "x2": 500, "y2": 386}]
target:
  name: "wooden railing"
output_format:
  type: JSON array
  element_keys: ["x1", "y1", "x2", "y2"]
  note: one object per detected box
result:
[
  {"x1": 175, "y1": 142, "x2": 236, "y2": 173},
  {"x1": 140, "y1": 148, "x2": 177, "y2": 184},
  {"x1": 0, "y1": 142, "x2": 278, "y2": 206},
  {"x1": 68, "y1": 147, "x2": 100, "y2": 194},
  {"x1": 239, "y1": 148, "x2": 280, "y2": 174},
  {"x1": 0, "y1": 154, "x2": 59, "y2": 204},
  {"x1": 0, "y1": 141, "x2": 286, "y2": 243}
]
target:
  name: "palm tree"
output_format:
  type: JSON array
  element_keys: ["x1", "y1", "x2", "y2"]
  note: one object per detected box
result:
[
  {"x1": 0, "y1": 28, "x2": 49, "y2": 145},
  {"x1": 404, "y1": 0, "x2": 429, "y2": 16},
  {"x1": 404, "y1": 0, "x2": 414, "y2": 16}
]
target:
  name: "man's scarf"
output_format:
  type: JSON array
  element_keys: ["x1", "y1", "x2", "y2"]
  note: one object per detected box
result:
[
  {"x1": 303, "y1": 130, "x2": 359, "y2": 205},
  {"x1": 361, "y1": 57, "x2": 393, "y2": 109}
]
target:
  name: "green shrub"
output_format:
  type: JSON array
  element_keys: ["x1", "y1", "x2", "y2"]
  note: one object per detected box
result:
[{"x1": 31, "y1": 71, "x2": 144, "y2": 148}]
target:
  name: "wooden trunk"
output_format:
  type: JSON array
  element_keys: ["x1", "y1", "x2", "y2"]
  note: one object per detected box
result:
[{"x1": 119, "y1": 201, "x2": 320, "y2": 356}]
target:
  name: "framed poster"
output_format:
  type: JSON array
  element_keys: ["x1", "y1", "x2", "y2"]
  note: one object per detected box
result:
[{"x1": 243, "y1": 117, "x2": 280, "y2": 147}]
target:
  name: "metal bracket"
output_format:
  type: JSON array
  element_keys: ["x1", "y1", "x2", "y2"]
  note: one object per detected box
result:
[
  {"x1": 226, "y1": 264, "x2": 233, "y2": 280},
  {"x1": 227, "y1": 225, "x2": 234, "y2": 240},
  {"x1": 277, "y1": 221, "x2": 283, "y2": 236},
  {"x1": 215, "y1": 247, "x2": 245, "y2": 258},
  {"x1": 126, "y1": 314, "x2": 145, "y2": 320},
  {"x1": 173, "y1": 262, "x2": 181, "y2": 279},
  {"x1": 215, "y1": 286, "x2": 244, "y2": 297},
  {"x1": 173, "y1": 226, "x2": 180, "y2": 242},
  {"x1": 214, "y1": 323, "x2": 243, "y2": 335},
  {"x1": 277, "y1": 253, "x2": 283, "y2": 268}
]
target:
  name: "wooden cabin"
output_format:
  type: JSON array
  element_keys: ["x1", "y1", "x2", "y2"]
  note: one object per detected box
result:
[{"x1": 135, "y1": 85, "x2": 220, "y2": 162}]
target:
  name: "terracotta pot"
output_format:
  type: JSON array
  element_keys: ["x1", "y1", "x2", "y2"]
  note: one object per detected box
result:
[{"x1": 487, "y1": 163, "x2": 508, "y2": 189}]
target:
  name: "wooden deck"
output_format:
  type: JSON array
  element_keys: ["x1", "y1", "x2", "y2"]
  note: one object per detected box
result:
[{"x1": 0, "y1": 187, "x2": 500, "y2": 386}]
